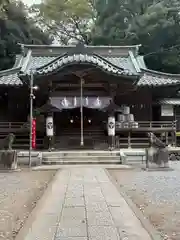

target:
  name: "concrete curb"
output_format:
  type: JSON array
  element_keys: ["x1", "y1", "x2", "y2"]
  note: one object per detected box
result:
[
  {"x1": 105, "y1": 169, "x2": 163, "y2": 240},
  {"x1": 15, "y1": 170, "x2": 60, "y2": 240}
]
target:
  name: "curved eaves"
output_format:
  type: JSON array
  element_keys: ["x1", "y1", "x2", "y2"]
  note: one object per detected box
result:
[
  {"x1": 35, "y1": 54, "x2": 136, "y2": 78},
  {"x1": 137, "y1": 73, "x2": 180, "y2": 87}
]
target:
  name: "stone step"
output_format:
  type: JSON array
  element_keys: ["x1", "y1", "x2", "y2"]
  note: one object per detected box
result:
[
  {"x1": 42, "y1": 150, "x2": 121, "y2": 165},
  {"x1": 43, "y1": 155, "x2": 120, "y2": 159},
  {"x1": 17, "y1": 149, "x2": 147, "y2": 166},
  {"x1": 42, "y1": 156, "x2": 121, "y2": 164},
  {"x1": 42, "y1": 151, "x2": 120, "y2": 158}
]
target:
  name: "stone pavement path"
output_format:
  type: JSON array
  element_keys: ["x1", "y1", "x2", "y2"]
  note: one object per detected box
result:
[{"x1": 19, "y1": 168, "x2": 152, "y2": 240}]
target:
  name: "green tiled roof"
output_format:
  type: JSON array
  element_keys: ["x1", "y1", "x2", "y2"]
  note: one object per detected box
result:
[
  {"x1": 0, "y1": 44, "x2": 180, "y2": 87},
  {"x1": 35, "y1": 53, "x2": 136, "y2": 77},
  {"x1": 26, "y1": 55, "x2": 137, "y2": 75},
  {"x1": 0, "y1": 67, "x2": 22, "y2": 86},
  {"x1": 138, "y1": 69, "x2": 180, "y2": 87}
]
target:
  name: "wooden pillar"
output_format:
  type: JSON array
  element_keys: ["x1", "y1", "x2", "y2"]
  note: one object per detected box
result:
[
  {"x1": 174, "y1": 120, "x2": 177, "y2": 147},
  {"x1": 46, "y1": 80, "x2": 54, "y2": 151},
  {"x1": 108, "y1": 84, "x2": 117, "y2": 150},
  {"x1": 165, "y1": 131, "x2": 169, "y2": 145},
  {"x1": 150, "y1": 102, "x2": 153, "y2": 127},
  {"x1": 128, "y1": 131, "x2": 131, "y2": 148}
]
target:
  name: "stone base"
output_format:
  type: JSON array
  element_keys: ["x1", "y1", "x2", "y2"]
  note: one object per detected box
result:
[
  {"x1": 0, "y1": 168, "x2": 21, "y2": 173},
  {"x1": 17, "y1": 151, "x2": 42, "y2": 166},
  {"x1": 0, "y1": 150, "x2": 18, "y2": 170}
]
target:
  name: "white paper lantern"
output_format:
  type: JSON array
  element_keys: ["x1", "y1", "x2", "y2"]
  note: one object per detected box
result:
[
  {"x1": 46, "y1": 116, "x2": 54, "y2": 136},
  {"x1": 108, "y1": 116, "x2": 115, "y2": 136}
]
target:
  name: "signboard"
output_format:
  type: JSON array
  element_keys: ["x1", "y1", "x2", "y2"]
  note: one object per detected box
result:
[
  {"x1": 108, "y1": 116, "x2": 115, "y2": 136},
  {"x1": 161, "y1": 105, "x2": 174, "y2": 117},
  {"x1": 32, "y1": 118, "x2": 36, "y2": 149},
  {"x1": 46, "y1": 116, "x2": 54, "y2": 136},
  {"x1": 50, "y1": 96, "x2": 112, "y2": 110}
]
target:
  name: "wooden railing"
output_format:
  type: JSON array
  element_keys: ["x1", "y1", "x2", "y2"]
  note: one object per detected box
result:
[
  {"x1": 115, "y1": 137, "x2": 148, "y2": 148},
  {"x1": 133, "y1": 121, "x2": 176, "y2": 129},
  {"x1": 0, "y1": 122, "x2": 44, "y2": 150},
  {"x1": 0, "y1": 121, "x2": 177, "y2": 130},
  {"x1": 114, "y1": 134, "x2": 174, "y2": 148},
  {"x1": 13, "y1": 138, "x2": 44, "y2": 149},
  {"x1": 0, "y1": 122, "x2": 28, "y2": 131},
  {"x1": 0, "y1": 121, "x2": 177, "y2": 149},
  {"x1": 115, "y1": 121, "x2": 177, "y2": 133}
]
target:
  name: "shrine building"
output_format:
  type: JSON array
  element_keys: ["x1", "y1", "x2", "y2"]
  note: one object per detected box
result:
[{"x1": 0, "y1": 43, "x2": 179, "y2": 150}]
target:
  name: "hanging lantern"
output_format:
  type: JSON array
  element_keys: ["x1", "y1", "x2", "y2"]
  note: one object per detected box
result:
[
  {"x1": 108, "y1": 116, "x2": 115, "y2": 136},
  {"x1": 46, "y1": 116, "x2": 54, "y2": 136}
]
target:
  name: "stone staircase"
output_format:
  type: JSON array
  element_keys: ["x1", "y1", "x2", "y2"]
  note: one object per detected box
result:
[
  {"x1": 17, "y1": 148, "x2": 148, "y2": 166},
  {"x1": 42, "y1": 150, "x2": 121, "y2": 164}
]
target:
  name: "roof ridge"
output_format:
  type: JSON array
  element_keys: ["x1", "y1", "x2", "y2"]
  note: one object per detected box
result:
[
  {"x1": 18, "y1": 43, "x2": 141, "y2": 49},
  {"x1": 141, "y1": 68, "x2": 180, "y2": 78},
  {"x1": 36, "y1": 53, "x2": 123, "y2": 71},
  {"x1": 35, "y1": 53, "x2": 138, "y2": 75},
  {"x1": 13, "y1": 54, "x2": 24, "y2": 68},
  {"x1": 0, "y1": 67, "x2": 21, "y2": 77},
  {"x1": 35, "y1": 53, "x2": 139, "y2": 80}
]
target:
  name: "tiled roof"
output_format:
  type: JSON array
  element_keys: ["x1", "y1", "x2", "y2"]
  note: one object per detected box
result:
[
  {"x1": 22, "y1": 55, "x2": 137, "y2": 75},
  {"x1": 158, "y1": 98, "x2": 180, "y2": 105},
  {"x1": 35, "y1": 54, "x2": 136, "y2": 77},
  {"x1": 106, "y1": 57, "x2": 137, "y2": 74},
  {"x1": 137, "y1": 69, "x2": 180, "y2": 86},
  {"x1": 0, "y1": 44, "x2": 180, "y2": 87},
  {"x1": 0, "y1": 68, "x2": 22, "y2": 86},
  {"x1": 29, "y1": 56, "x2": 57, "y2": 70},
  {"x1": 19, "y1": 43, "x2": 141, "y2": 57}
]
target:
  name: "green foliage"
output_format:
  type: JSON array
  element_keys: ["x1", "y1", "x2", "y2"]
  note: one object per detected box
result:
[
  {"x1": 3, "y1": 0, "x2": 180, "y2": 73},
  {"x1": 32, "y1": 0, "x2": 180, "y2": 73},
  {"x1": 0, "y1": 0, "x2": 52, "y2": 70},
  {"x1": 31, "y1": 0, "x2": 95, "y2": 44},
  {"x1": 92, "y1": 0, "x2": 180, "y2": 73}
]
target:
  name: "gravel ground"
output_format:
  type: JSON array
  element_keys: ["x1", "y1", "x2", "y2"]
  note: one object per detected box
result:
[
  {"x1": 0, "y1": 168, "x2": 56, "y2": 240},
  {"x1": 108, "y1": 162, "x2": 180, "y2": 240}
]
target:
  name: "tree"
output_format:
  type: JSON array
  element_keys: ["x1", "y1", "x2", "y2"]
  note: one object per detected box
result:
[
  {"x1": 92, "y1": 0, "x2": 180, "y2": 73},
  {"x1": 31, "y1": 0, "x2": 96, "y2": 44},
  {"x1": 0, "y1": 0, "x2": 52, "y2": 70},
  {"x1": 30, "y1": 0, "x2": 180, "y2": 73}
]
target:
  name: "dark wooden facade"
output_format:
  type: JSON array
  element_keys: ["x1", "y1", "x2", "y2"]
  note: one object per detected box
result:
[{"x1": 0, "y1": 43, "x2": 179, "y2": 149}]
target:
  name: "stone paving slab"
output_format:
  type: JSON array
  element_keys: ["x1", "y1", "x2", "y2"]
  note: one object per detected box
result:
[
  {"x1": 16, "y1": 167, "x2": 153, "y2": 240},
  {"x1": 64, "y1": 197, "x2": 85, "y2": 207}
]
